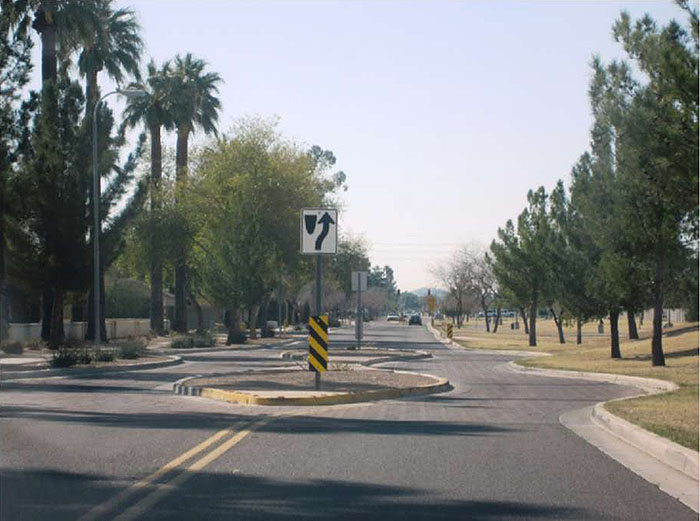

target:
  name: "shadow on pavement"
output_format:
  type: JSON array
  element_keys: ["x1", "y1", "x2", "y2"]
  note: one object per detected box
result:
[
  {"x1": 0, "y1": 406, "x2": 519, "y2": 437},
  {"x1": 0, "y1": 382, "x2": 152, "y2": 394},
  {"x1": 0, "y1": 468, "x2": 123, "y2": 521},
  {"x1": 0, "y1": 468, "x2": 593, "y2": 521},
  {"x1": 159, "y1": 472, "x2": 593, "y2": 521},
  {"x1": 0, "y1": 406, "x2": 254, "y2": 430},
  {"x1": 261, "y1": 415, "x2": 518, "y2": 437}
]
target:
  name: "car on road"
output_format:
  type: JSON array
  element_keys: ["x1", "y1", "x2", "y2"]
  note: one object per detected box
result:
[
  {"x1": 387, "y1": 313, "x2": 400, "y2": 321},
  {"x1": 408, "y1": 314, "x2": 422, "y2": 325}
]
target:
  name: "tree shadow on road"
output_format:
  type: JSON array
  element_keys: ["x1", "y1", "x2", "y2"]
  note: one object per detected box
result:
[
  {"x1": 0, "y1": 468, "x2": 125, "y2": 521},
  {"x1": 159, "y1": 472, "x2": 594, "y2": 521},
  {"x1": 0, "y1": 468, "x2": 595, "y2": 521},
  {"x1": 0, "y1": 405, "x2": 519, "y2": 437}
]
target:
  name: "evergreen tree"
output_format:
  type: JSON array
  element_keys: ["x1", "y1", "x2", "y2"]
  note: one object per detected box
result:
[
  {"x1": 17, "y1": 77, "x2": 89, "y2": 347},
  {"x1": 490, "y1": 188, "x2": 553, "y2": 347},
  {"x1": 589, "y1": 7, "x2": 698, "y2": 365},
  {"x1": 0, "y1": 4, "x2": 33, "y2": 341}
]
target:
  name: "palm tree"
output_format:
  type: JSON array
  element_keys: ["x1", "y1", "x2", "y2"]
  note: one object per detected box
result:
[
  {"x1": 168, "y1": 53, "x2": 222, "y2": 333},
  {"x1": 76, "y1": 0, "x2": 142, "y2": 114},
  {"x1": 123, "y1": 60, "x2": 173, "y2": 334},
  {"x1": 3, "y1": 0, "x2": 93, "y2": 88}
]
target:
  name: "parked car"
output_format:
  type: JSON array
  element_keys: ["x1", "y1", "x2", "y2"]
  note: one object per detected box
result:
[
  {"x1": 387, "y1": 313, "x2": 400, "y2": 321},
  {"x1": 408, "y1": 314, "x2": 422, "y2": 325}
]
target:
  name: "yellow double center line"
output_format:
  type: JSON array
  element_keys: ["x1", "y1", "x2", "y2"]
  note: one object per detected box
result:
[{"x1": 79, "y1": 412, "x2": 296, "y2": 521}]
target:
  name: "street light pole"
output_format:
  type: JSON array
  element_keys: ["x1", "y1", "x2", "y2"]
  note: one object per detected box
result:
[{"x1": 92, "y1": 89, "x2": 147, "y2": 345}]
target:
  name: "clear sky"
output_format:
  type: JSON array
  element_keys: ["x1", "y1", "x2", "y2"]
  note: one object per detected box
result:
[{"x1": 76, "y1": 1, "x2": 689, "y2": 291}]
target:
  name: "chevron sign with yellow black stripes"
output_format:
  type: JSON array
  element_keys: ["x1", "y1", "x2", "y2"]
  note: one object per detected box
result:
[{"x1": 308, "y1": 315, "x2": 329, "y2": 373}]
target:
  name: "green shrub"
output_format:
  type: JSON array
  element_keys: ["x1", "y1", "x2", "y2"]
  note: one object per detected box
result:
[
  {"x1": 118, "y1": 345, "x2": 140, "y2": 359},
  {"x1": 51, "y1": 348, "x2": 77, "y2": 368},
  {"x1": 193, "y1": 332, "x2": 215, "y2": 348},
  {"x1": 118, "y1": 339, "x2": 146, "y2": 359},
  {"x1": 171, "y1": 336, "x2": 195, "y2": 349},
  {"x1": 75, "y1": 348, "x2": 93, "y2": 365},
  {"x1": 93, "y1": 348, "x2": 115, "y2": 362},
  {"x1": 1, "y1": 341, "x2": 23, "y2": 355}
]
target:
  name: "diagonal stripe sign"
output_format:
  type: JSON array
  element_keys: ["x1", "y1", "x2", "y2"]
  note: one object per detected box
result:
[{"x1": 308, "y1": 315, "x2": 329, "y2": 373}]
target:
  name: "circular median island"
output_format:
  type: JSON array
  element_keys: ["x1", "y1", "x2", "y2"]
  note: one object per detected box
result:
[{"x1": 175, "y1": 357, "x2": 451, "y2": 406}]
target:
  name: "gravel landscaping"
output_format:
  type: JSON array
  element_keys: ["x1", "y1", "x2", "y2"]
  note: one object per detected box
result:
[{"x1": 186, "y1": 368, "x2": 436, "y2": 393}]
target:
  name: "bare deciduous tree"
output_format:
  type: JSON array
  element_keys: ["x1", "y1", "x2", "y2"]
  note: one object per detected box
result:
[{"x1": 432, "y1": 244, "x2": 497, "y2": 330}]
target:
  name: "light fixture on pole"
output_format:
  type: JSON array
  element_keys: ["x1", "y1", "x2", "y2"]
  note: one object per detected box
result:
[{"x1": 92, "y1": 88, "x2": 147, "y2": 345}]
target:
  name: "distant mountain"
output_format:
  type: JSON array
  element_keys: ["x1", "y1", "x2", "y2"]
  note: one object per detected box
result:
[{"x1": 410, "y1": 287, "x2": 448, "y2": 297}]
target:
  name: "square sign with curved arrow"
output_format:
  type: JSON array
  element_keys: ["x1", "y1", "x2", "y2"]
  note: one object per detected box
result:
[{"x1": 301, "y1": 208, "x2": 337, "y2": 254}]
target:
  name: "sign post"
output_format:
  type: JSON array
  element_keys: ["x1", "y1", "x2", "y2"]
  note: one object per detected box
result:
[
  {"x1": 301, "y1": 208, "x2": 337, "y2": 390},
  {"x1": 314, "y1": 255, "x2": 322, "y2": 389},
  {"x1": 352, "y1": 271, "x2": 367, "y2": 349},
  {"x1": 308, "y1": 314, "x2": 328, "y2": 377}
]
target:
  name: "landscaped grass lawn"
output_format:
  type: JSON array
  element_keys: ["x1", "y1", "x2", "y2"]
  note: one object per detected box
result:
[{"x1": 439, "y1": 316, "x2": 699, "y2": 451}]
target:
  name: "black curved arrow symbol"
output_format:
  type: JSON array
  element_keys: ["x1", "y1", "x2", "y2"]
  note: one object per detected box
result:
[{"x1": 315, "y1": 212, "x2": 335, "y2": 250}]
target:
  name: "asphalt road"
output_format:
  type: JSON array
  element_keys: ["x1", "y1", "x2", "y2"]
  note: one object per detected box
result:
[{"x1": 0, "y1": 321, "x2": 695, "y2": 520}]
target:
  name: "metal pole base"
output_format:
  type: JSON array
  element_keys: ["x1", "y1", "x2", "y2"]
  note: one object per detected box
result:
[{"x1": 315, "y1": 371, "x2": 321, "y2": 390}]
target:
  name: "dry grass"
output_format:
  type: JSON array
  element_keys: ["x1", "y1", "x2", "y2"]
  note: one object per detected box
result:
[{"x1": 440, "y1": 317, "x2": 699, "y2": 450}]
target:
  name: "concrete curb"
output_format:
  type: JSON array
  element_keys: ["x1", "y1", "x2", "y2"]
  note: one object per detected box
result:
[
  {"x1": 361, "y1": 350, "x2": 432, "y2": 367},
  {"x1": 0, "y1": 355, "x2": 182, "y2": 381},
  {"x1": 507, "y1": 362, "x2": 698, "y2": 482},
  {"x1": 591, "y1": 402, "x2": 699, "y2": 480},
  {"x1": 173, "y1": 369, "x2": 452, "y2": 406},
  {"x1": 508, "y1": 362, "x2": 678, "y2": 394},
  {"x1": 425, "y1": 321, "x2": 456, "y2": 347}
]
